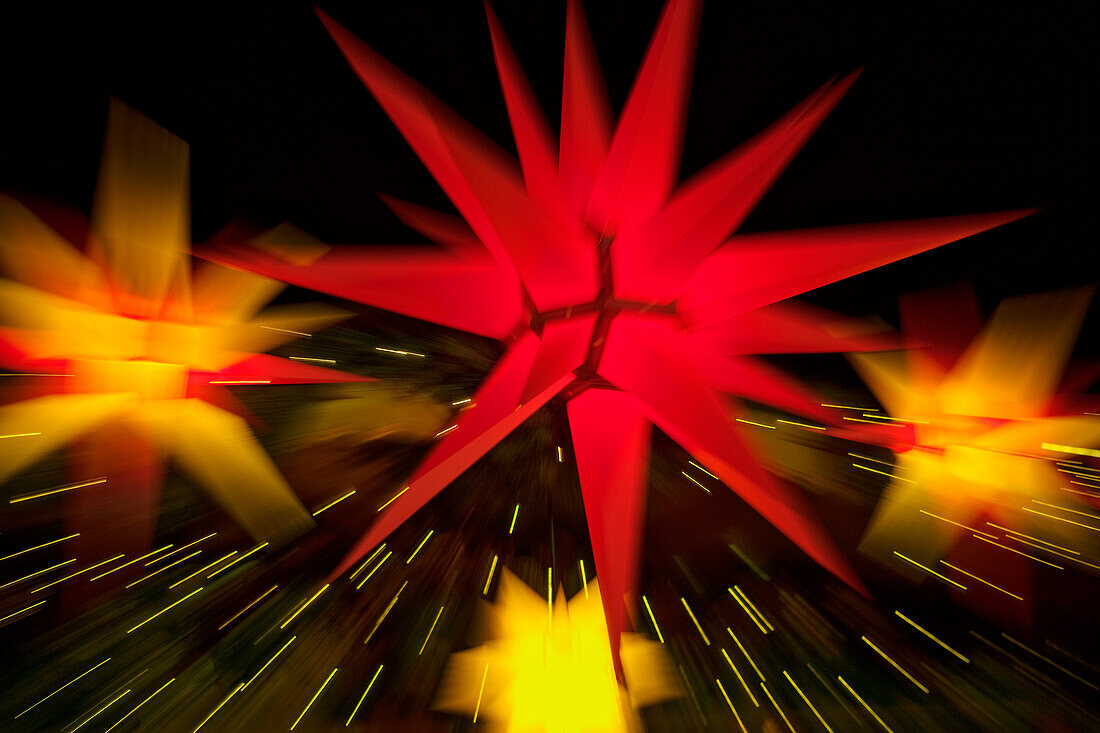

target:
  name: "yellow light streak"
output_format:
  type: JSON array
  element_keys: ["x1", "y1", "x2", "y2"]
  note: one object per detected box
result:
[
  {"x1": 733, "y1": 586, "x2": 773, "y2": 631},
  {"x1": 378, "y1": 486, "x2": 409, "y2": 511},
  {"x1": 735, "y1": 418, "x2": 775, "y2": 429},
  {"x1": 893, "y1": 551, "x2": 967, "y2": 590},
  {"x1": 192, "y1": 683, "x2": 243, "y2": 732},
  {"x1": 862, "y1": 414, "x2": 928, "y2": 424},
  {"x1": 105, "y1": 678, "x2": 175, "y2": 733},
  {"x1": 843, "y1": 416, "x2": 901, "y2": 426},
  {"x1": 920, "y1": 510, "x2": 997, "y2": 539},
  {"x1": 9, "y1": 477, "x2": 106, "y2": 503},
  {"x1": 837, "y1": 675, "x2": 894, "y2": 733},
  {"x1": 260, "y1": 325, "x2": 310, "y2": 337},
  {"x1": 419, "y1": 605, "x2": 445, "y2": 655},
  {"x1": 218, "y1": 585, "x2": 279, "y2": 631},
  {"x1": 0, "y1": 558, "x2": 75, "y2": 590},
  {"x1": 784, "y1": 670, "x2": 832, "y2": 732},
  {"x1": 170, "y1": 551, "x2": 238, "y2": 589},
  {"x1": 1041, "y1": 442, "x2": 1100, "y2": 458},
  {"x1": 778, "y1": 419, "x2": 827, "y2": 430},
  {"x1": 729, "y1": 587, "x2": 769, "y2": 633},
  {"x1": 207, "y1": 542, "x2": 268, "y2": 579},
  {"x1": 854, "y1": 463, "x2": 914, "y2": 482},
  {"x1": 0, "y1": 533, "x2": 80, "y2": 562},
  {"x1": 346, "y1": 664, "x2": 383, "y2": 727},
  {"x1": 32, "y1": 554, "x2": 124, "y2": 593},
  {"x1": 972, "y1": 534, "x2": 1063, "y2": 569},
  {"x1": 547, "y1": 568, "x2": 553, "y2": 630},
  {"x1": 375, "y1": 347, "x2": 426, "y2": 357},
  {"x1": 483, "y1": 555, "x2": 499, "y2": 595},
  {"x1": 406, "y1": 530, "x2": 434, "y2": 563},
  {"x1": 689, "y1": 460, "x2": 719, "y2": 479},
  {"x1": 893, "y1": 611, "x2": 969, "y2": 662},
  {"x1": 288, "y1": 356, "x2": 336, "y2": 364},
  {"x1": 356, "y1": 551, "x2": 391, "y2": 589},
  {"x1": 579, "y1": 559, "x2": 588, "y2": 598},
  {"x1": 434, "y1": 425, "x2": 458, "y2": 438},
  {"x1": 861, "y1": 636, "x2": 929, "y2": 693},
  {"x1": 847, "y1": 452, "x2": 895, "y2": 467},
  {"x1": 350, "y1": 544, "x2": 386, "y2": 580},
  {"x1": 0, "y1": 432, "x2": 41, "y2": 439},
  {"x1": 681, "y1": 597, "x2": 710, "y2": 645},
  {"x1": 642, "y1": 595, "x2": 664, "y2": 643},
  {"x1": 311, "y1": 489, "x2": 356, "y2": 516},
  {"x1": 509, "y1": 504, "x2": 520, "y2": 534},
  {"x1": 69, "y1": 688, "x2": 131, "y2": 733},
  {"x1": 760, "y1": 681, "x2": 796, "y2": 732},
  {"x1": 939, "y1": 561, "x2": 1022, "y2": 600},
  {"x1": 986, "y1": 523, "x2": 1078, "y2": 554},
  {"x1": 91, "y1": 545, "x2": 174, "y2": 581},
  {"x1": 1006, "y1": 535, "x2": 1100, "y2": 569},
  {"x1": 720, "y1": 649, "x2": 759, "y2": 706},
  {"x1": 364, "y1": 581, "x2": 407, "y2": 644},
  {"x1": 147, "y1": 533, "x2": 216, "y2": 565},
  {"x1": 280, "y1": 583, "x2": 329, "y2": 629},
  {"x1": 15, "y1": 657, "x2": 111, "y2": 719},
  {"x1": 125, "y1": 550, "x2": 202, "y2": 588},
  {"x1": 682, "y1": 471, "x2": 711, "y2": 493},
  {"x1": 242, "y1": 636, "x2": 296, "y2": 690},
  {"x1": 1031, "y1": 498, "x2": 1100, "y2": 520},
  {"x1": 472, "y1": 663, "x2": 489, "y2": 723},
  {"x1": 127, "y1": 587, "x2": 204, "y2": 634},
  {"x1": 715, "y1": 679, "x2": 748, "y2": 733},
  {"x1": 1022, "y1": 506, "x2": 1100, "y2": 532},
  {"x1": 727, "y1": 628, "x2": 765, "y2": 681},
  {"x1": 290, "y1": 667, "x2": 338, "y2": 730},
  {"x1": 557, "y1": 445, "x2": 563, "y2": 462},
  {"x1": 0, "y1": 600, "x2": 47, "y2": 625},
  {"x1": 821, "y1": 404, "x2": 878, "y2": 411},
  {"x1": 452, "y1": 397, "x2": 472, "y2": 406}
]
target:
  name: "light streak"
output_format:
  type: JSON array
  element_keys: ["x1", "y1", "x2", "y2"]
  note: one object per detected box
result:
[
  {"x1": 862, "y1": 636, "x2": 929, "y2": 693},
  {"x1": 892, "y1": 551, "x2": 967, "y2": 590},
  {"x1": 720, "y1": 649, "x2": 759, "y2": 706},
  {"x1": 0, "y1": 600, "x2": 47, "y2": 625},
  {"x1": 483, "y1": 555, "x2": 498, "y2": 595},
  {"x1": 280, "y1": 583, "x2": 329, "y2": 629},
  {"x1": 350, "y1": 544, "x2": 386, "y2": 580},
  {"x1": 681, "y1": 597, "x2": 710, "y2": 645},
  {"x1": 356, "y1": 551, "x2": 392, "y2": 589},
  {"x1": 843, "y1": 416, "x2": 901, "y2": 426},
  {"x1": 760, "y1": 681, "x2": 796, "y2": 732},
  {"x1": 104, "y1": 678, "x2": 175, "y2": 733},
  {"x1": 729, "y1": 587, "x2": 769, "y2": 633},
  {"x1": 472, "y1": 663, "x2": 489, "y2": 723},
  {"x1": 939, "y1": 561, "x2": 1023, "y2": 600},
  {"x1": 847, "y1": 452, "x2": 895, "y2": 467},
  {"x1": 418, "y1": 606, "x2": 445, "y2": 655},
  {"x1": 689, "y1": 461, "x2": 719, "y2": 479},
  {"x1": 862, "y1": 413, "x2": 928, "y2": 424},
  {"x1": 33, "y1": 554, "x2": 125, "y2": 593},
  {"x1": 0, "y1": 432, "x2": 41, "y2": 439},
  {"x1": 288, "y1": 356, "x2": 336, "y2": 364},
  {"x1": 682, "y1": 471, "x2": 711, "y2": 493},
  {"x1": 821, "y1": 404, "x2": 878, "y2": 411},
  {"x1": 378, "y1": 486, "x2": 409, "y2": 511},
  {"x1": 364, "y1": 581, "x2": 407, "y2": 644},
  {"x1": 778, "y1": 419, "x2": 827, "y2": 430},
  {"x1": 434, "y1": 425, "x2": 458, "y2": 438},
  {"x1": 452, "y1": 398, "x2": 472, "y2": 406},
  {"x1": 986, "y1": 523, "x2": 1079, "y2": 554},
  {"x1": 509, "y1": 504, "x2": 519, "y2": 534},
  {"x1": 642, "y1": 595, "x2": 664, "y2": 643},
  {"x1": 0, "y1": 558, "x2": 76, "y2": 589},
  {"x1": 260, "y1": 325, "x2": 310, "y2": 337},
  {"x1": 854, "y1": 463, "x2": 914, "y2": 482},
  {"x1": 1022, "y1": 506, "x2": 1100, "y2": 532},
  {"x1": 147, "y1": 533, "x2": 216, "y2": 565},
  {"x1": 733, "y1": 586, "x2": 773, "y2": 631},
  {"x1": 207, "y1": 542, "x2": 269, "y2": 579},
  {"x1": 9, "y1": 477, "x2": 106, "y2": 504},
  {"x1": 578, "y1": 559, "x2": 588, "y2": 598},
  {"x1": 735, "y1": 418, "x2": 775, "y2": 429},
  {"x1": 715, "y1": 679, "x2": 748, "y2": 733},
  {"x1": 784, "y1": 670, "x2": 832, "y2": 732},
  {"x1": 312, "y1": 489, "x2": 356, "y2": 516},
  {"x1": 1041, "y1": 442, "x2": 1100, "y2": 458},
  {"x1": 547, "y1": 567, "x2": 553, "y2": 630},
  {"x1": 374, "y1": 347, "x2": 425, "y2": 357},
  {"x1": 894, "y1": 611, "x2": 969, "y2": 662},
  {"x1": 0, "y1": 533, "x2": 80, "y2": 562},
  {"x1": 218, "y1": 585, "x2": 279, "y2": 631},
  {"x1": 920, "y1": 510, "x2": 997, "y2": 539},
  {"x1": 15, "y1": 657, "x2": 111, "y2": 719},
  {"x1": 91, "y1": 545, "x2": 173, "y2": 581},
  {"x1": 972, "y1": 535, "x2": 1063, "y2": 569},
  {"x1": 68, "y1": 688, "x2": 131, "y2": 733},
  {"x1": 291, "y1": 668, "x2": 338, "y2": 730},
  {"x1": 406, "y1": 530, "x2": 434, "y2": 563},
  {"x1": 242, "y1": 636, "x2": 296, "y2": 690},
  {"x1": 1031, "y1": 498, "x2": 1100, "y2": 520},
  {"x1": 209, "y1": 380, "x2": 270, "y2": 384},
  {"x1": 345, "y1": 665, "x2": 383, "y2": 726},
  {"x1": 192, "y1": 683, "x2": 243, "y2": 732},
  {"x1": 556, "y1": 445, "x2": 563, "y2": 462},
  {"x1": 837, "y1": 676, "x2": 894, "y2": 733},
  {"x1": 727, "y1": 628, "x2": 765, "y2": 681},
  {"x1": 127, "y1": 587, "x2": 204, "y2": 634},
  {"x1": 125, "y1": 550, "x2": 202, "y2": 588},
  {"x1": 171, "y1": 552, "x2": 238, "y2": 588}
]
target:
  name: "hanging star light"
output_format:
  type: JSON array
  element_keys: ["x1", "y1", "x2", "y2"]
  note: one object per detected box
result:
[
  {"x1": 435, "y1": 568, "x2": 677, "y2": 731},
  {"x1": 848, "y1": 286, "x2": 1100, "y2": 571},
  {"x1": 205, "y1": 0, "x2": 1033, "y2": 664},
  {"x1": 0, "y1": 99, "x2": 368, "y2": 560}
]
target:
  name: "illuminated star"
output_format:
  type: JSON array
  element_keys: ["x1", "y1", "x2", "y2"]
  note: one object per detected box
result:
[
  {"x1": 0, "y1": 99, "x2": 366, "y2": 559},
  {"x1": 848, "y1": 286, "x2": 1100, "y2": 569},
  {"x1": 207, "y1": 0, "x2": 1031, "y2": 663}
]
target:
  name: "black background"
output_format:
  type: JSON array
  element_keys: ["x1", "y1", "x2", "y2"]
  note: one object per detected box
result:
[{"x1": 0, "y1": 0, "x2": 1095, "y2": 331}]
